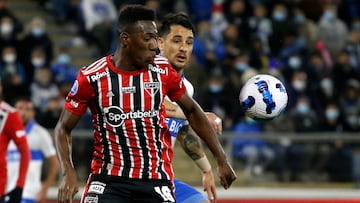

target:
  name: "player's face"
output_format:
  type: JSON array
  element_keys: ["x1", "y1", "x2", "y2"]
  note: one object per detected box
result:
[
  {"x1": 127, "y1": 20, "x2": 158, "y2": 68},
  {"x1": 15, "y1": 100, "x2": 34, "y2": 125},
  {"x1": 158, "y1": 25, "x2": 194, "y2": 71}
]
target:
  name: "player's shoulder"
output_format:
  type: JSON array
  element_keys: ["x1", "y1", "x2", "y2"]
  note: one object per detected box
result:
[
  {"x1": 0, "y1": 100, "x2": 17, "y2": 114},
  {"x1": 152, "y1": 55, "x2": 177, "y2": 75},
  {"x1": 79, "y1": 56, "x2": 108, "y2": 76},
  {"x1": 32, "y1": 122, "x2": 50, "y2": 136}
]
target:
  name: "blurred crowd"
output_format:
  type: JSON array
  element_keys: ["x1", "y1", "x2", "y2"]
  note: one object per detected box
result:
[{"x1": 2, "y1": 0, "x2": 360, "y2": 184}]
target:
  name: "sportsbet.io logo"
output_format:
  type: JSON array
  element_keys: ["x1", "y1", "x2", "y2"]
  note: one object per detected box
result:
[{"x1": 104, "y1": 106, "x2": 159, "y2": 127}]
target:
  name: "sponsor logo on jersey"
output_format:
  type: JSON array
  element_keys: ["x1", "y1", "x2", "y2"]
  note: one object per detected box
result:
[
  {"x1": 144, "y1": 82, "x2": 159, "y2": 96},
  {"x1": 88, "y1": 181, "x2": 106, "y2": 194},
  {"x1": 69, "y1": 80, "x2": 78, "y2": 95},
  {"x1": 148, "y1": 64, "x2": 166, "y2": 74},
  {"x1": 69, "y1": 99, "x2": 79, "y2": 108},
  {"x1": 121, "y1": 86, "x2": 136, "y2": 94},
  {"x1": 90, "y1": 70, "x2": 109, "y2": 82},
  {"x1": 84, "y1": 196, "x2": 99, "y2": 203},
  {"x1": 15, "y1": 130, "x2": 25, "y2": 138},
  {"x1": 104, "y1": 106, "x2": 159, "y2": 127}
]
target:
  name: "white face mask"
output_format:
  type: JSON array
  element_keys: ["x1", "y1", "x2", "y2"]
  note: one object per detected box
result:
[
  {"x1": 292, "y1": 80, "x2": 306, "y2": 91},
  {"x1": 3, "y1": 53, "x2": 16, "y2": 63},
  {"x1": 0, "y1": 23, "x2": 13, "y2": 35},
  {"x1": 32, "y1": 58, "x2": 45, "y2": 68},
  {"x1": 326, "y1": 109, "x2": 339, "y2": 120}
]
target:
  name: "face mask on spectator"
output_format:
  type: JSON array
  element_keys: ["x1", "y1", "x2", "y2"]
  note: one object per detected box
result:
[
  {"x1": 288, "y1": 56, "x2": 302, "y2": 69},
  {"x1": 292, "y1": 80, "x2": 306, "y2": 91},
  {"x1": 294, "y1": 15, "x2": 305, "y2": 24},
  {"x1": 235, "y1": 62, "x2": 248, "y2": 72},
  {"x1": 296, "y1": 102, "x2": 310, "y2": 114},
  {"x1": 1, "y1": 23, "x2": 13, "y2": 35},
  {"x1": 31, "y1": 27, "x2": 44, "y2": 37},
  {"x1": 326, "y1": 108, "x2": 339, "y2": 120},
  {"x1": 58, "y1": 54, "x2": 70, "y2": 64},
  {"x1": 273, "y1": 11, "x2": 286, "y2": 21},
  {"x1": 32, "y1": 57, "x2": 45, "y2": 68},
  {"x1": 323, "y1": 10, "x2": 335, "y2": 21},
  {"x1": 320, "y1": 78, "x2": 333, "y2": 95},
  {"x1": 347, "y1": 115, "x2": 359, "y2": 127},
  {"x1": 3, "y1": 53, "x2": 16, "y2": 63},
  {"x1": 209, "y1": 83, "x2": 223, "y2": 93}
]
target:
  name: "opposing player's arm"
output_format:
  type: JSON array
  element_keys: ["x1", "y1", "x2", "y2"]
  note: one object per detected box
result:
[
  {"x1": 54, "y1": 109, "x2": 81, "y2": 202},
  {"x1": 175, "y1": 92, "x2": 236, "y2": 189}
]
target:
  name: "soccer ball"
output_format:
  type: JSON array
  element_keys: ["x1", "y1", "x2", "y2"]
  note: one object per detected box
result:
[{"x1": 239, "y1": 74, "x2": 288, "y2": 120}]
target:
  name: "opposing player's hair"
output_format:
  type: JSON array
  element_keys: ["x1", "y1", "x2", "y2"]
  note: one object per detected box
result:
[
  {"x1": 159, "y1": 12, "x2": 196, "y2": 37},
  {"x1": 117, "y1": 4, "x2": 156, "y2": 33}
]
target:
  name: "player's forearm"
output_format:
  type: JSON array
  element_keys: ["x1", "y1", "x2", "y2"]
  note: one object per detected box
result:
[
  {"x1": 54, "y1": 124, "x2": 75, "y2": 176},
  {"x1": 16, "y1": 140, "x2": 30, "y2": 188},
  {"x1": 164, "y1": 99, "x2": 186, "y2": 119},
  {"x1": 43, "y1": 155, "x2": 59, "y2": 187},
  {"x1": 186, "y1": 107, "x2": 227, "y2": 164}
]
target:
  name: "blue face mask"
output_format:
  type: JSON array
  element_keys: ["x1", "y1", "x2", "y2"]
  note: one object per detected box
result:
[
  {"x1": 323, "y1": 10, "x2": 335, "y2": 21},
  {"x1": 32, "y1": 27, "x2": 44, "y2": 37},
  {"x1": 273, "y1": 11, "x2": 286, "y2": 21},
  {"x1": 288, "y1": 57, "x2": 301, "y2": 69},
  {"x1": 235, "y1": 62, "x2": 248, "y2": 72},
  {"x1": 296, "y1": 103, "x2": 310, "y2": 114},
  {"x1": 326, "y1": 109, "x2": 339, "y2": 120},
  {"x1": 209, "y1": 84, "x2": 223, "y2": 93},
  {"x1": 58, "y1": 54, "x2": 70, "y2": 64},
  {"x1": 294, "y1": 15, "x2": 305, "y2": 24}
]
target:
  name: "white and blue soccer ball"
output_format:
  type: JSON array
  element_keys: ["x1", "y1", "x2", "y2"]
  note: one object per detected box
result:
[{"x1": 239, "y1": 74, "x2": 288, "y2": 120}]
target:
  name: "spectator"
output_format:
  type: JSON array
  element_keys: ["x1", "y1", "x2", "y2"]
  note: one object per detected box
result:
[
  {"x1": 78, "y1": 0, "x2": 117, "y2": 56},
  {"x1": 317, "y1": 3, "x2": 349, "y2": 58},
  {"x1": 339, "y1": 79, "x2": 360, "y2": 132},
  {"x1": 344, "y1": 18, "x2": 360, "y2": 73},
  {"x1": 30, "y1": 68, "x2": 60, "y2": 122},
  {"x1": 0, "y1": 45, "x2": 29, "y2": 104},
  {"x1": 292, "y1": 8, "x2": 319, "y2": 52},
  {"x1": 0, "y1": 0, "x2": 23, "y2": 36},
  {"x1": 51, "y1": 46, "x2": 78, "y2": 86},
  {"x1": 326, "y1": 140, "x2": 353, "y2": 182},
  {"x1": 20, "y1": 17, "x2": 53, "y2": 74},
  {"x1": 0, "y1": 16, "x2": 21, "y2": 54}
]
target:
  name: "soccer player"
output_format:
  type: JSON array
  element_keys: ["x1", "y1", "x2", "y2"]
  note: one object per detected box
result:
[
  {"x1": 0, "y1": 82, "x2": 30, "y2": 203},
  {"x1": 158, "y1": 13, "x2": 222, "y2": 203},
  {"x1": 7, "y1": 97, "x2": 58, "y2": 203},
  {"x1": 54, "y1": 4, "x2": 236, "y2": 203}
]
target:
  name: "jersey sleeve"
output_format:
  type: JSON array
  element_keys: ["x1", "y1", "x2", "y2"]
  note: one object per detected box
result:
[
  {"x1": 64, "y1": 70, "x2": 94, "y2": 115},
  {"x1": 166, "y1": 66, "x2": 186, "y2": 102},
  {"x1": 4, "y1": 111, "x2": 30, "y2": 189}
]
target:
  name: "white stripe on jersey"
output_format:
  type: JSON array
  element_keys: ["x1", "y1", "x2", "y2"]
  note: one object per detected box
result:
[{"x1": 81, "y1": 57, "x2": 107, "y2": 75}]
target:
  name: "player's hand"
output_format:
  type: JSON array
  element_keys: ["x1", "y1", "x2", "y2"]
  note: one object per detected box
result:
[
  {"x1": 205, "y1": 112, "x2": 222, "y2": 134},
  {"x1": 202, "y1": 170, "x2": 217, "y2": 202},
  {"x1": 36, "y1": 183, "x2": 50, "y2": 202},
  {"x1": 7, "y1": 187, "x2": 23, "y2": 203},
  {"x1": 217, "y1": 160, "x2": 237, "y2": 190},
  {"x1": 58, "y1": 168, "x2": 79, "y2": 203}
]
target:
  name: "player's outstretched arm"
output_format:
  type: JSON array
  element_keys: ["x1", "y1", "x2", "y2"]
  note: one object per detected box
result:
[
  {"x1": 54, "y1": 109, "x2": 81, "y2": 203},
  {"x1": 176, "y1": 93, "x2": 236, "y2": 189},
  {"x1": 177, "y1": 126, "x2": 216, "y2": 201}
]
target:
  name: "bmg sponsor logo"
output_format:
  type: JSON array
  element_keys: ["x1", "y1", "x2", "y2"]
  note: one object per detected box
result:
[{"x1": 104, "y1": 106, "x2": 159, "y2": 127}]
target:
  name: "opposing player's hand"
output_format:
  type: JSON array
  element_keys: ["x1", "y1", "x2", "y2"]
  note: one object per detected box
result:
[
  {"x1": 202, "y1": 170, "x2": 217, "y2": 202},
  {"x1": 205, "y1": 112, "x2": 222, "y2": 134},
  {"x1": 217, "y1": 160, "x2": 236, "y2": 190},
  {"x1": 58, "y1": 168, "x2": 79, "y2": 203}
]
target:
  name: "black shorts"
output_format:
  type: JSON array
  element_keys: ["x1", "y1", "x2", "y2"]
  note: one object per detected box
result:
[{"x1": 81, "y1": 174, "x2": 176, "y2": 203}]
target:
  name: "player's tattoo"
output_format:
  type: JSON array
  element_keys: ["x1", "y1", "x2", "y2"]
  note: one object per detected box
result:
[{"x1": 178, "y1": 125, "x2": 203, "y2": 160}]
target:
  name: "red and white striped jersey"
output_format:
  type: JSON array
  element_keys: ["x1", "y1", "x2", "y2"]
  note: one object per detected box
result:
[
  {"x1": 0, "y1": 100, "x2": 28, "y2": 195},
  {"x1": 64, "y1": 55, "x2": 186, "y2": 181}
]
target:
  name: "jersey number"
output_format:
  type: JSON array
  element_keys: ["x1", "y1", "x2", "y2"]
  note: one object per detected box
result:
[{"x1": 154, "y1": 186, "x2": 175, "y2": 202}]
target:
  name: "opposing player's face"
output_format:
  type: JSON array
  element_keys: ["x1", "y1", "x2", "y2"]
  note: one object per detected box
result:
[
  {"x1": 127, "y1": 20, "x2": 158, "y2": 68},
  {"x1": 15, "y1": 100, "x2": 34, "y2": 125},
  {"x1": 158, "y1": 25, "x2": 194, "y2": 70}
]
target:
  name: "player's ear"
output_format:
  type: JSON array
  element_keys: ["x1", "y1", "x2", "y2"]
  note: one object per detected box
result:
[
  {"x1": 120, "y1": 32, "x2": 129, "y2": 48},
  {"x1": 157, "y1": 37, "x2": 164, "y2": 52}
]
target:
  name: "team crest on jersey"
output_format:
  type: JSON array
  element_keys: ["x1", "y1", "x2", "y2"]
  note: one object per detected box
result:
[
  {"x1": 144, "y1": 82, "x2": 159, "y2": 96},
  {"x1": 69, "y1": 80, "x2": 78, "y2": 95}
]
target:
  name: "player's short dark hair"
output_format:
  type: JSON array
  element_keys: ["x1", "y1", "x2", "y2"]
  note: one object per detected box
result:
[
  {"x1": 159, "y1": 12, "x2": 196, "y2": 37},
  {"x1": 117, "y1": 4, "x2": 156, "y2": 33}
]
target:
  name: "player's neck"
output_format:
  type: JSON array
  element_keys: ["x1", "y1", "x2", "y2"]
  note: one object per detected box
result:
[{"x1": 111, "y1": 51, "x2": 137, "y2": 71}]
